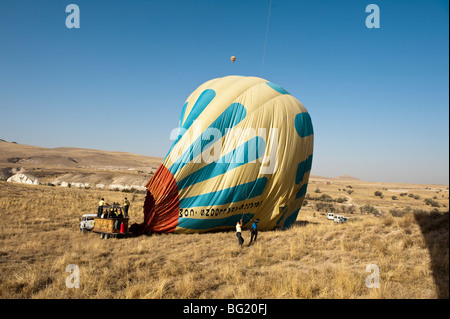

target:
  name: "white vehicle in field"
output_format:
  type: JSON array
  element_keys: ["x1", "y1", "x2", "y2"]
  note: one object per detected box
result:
[
  {"x1": 327, "y1": 212, "x2": 334, "y2": 220},
  {"x1": 79, "y1": 214, "x2": 97, "y2": 232},
  {"x1": 333, "y1": 214, "x2": 348, "y2": 223}
]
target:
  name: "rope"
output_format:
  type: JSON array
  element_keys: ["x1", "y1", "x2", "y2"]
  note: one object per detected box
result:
[{"x1": 260, "y1": 0, "x2": 272, "y2": 75}]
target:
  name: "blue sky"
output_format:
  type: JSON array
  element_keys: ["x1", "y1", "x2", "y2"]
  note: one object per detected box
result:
[{"x1": 0, "y1": 0, "x2": 448, "y2": 185}]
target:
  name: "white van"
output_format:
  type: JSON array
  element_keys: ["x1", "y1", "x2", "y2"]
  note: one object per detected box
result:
[
  {"x1": 80, "y1": 214, "x2": 97, "y2": 232},
  {"x1": 327, "y1": 212, "x2": 334, "y2": 220}
]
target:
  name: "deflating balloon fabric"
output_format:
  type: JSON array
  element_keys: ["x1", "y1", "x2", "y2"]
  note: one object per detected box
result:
[{"x1": 130, "y1": 75, "x2": 313, "y2": 234}]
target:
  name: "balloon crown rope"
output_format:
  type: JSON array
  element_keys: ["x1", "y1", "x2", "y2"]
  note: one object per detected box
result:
[{"x1": 230, "y1": 0, "x2": 272, "y2": 76}]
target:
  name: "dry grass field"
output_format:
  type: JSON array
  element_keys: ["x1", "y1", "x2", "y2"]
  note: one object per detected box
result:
[{"x1": 0, "y1": 177, "x2": 448, "y2": 299}]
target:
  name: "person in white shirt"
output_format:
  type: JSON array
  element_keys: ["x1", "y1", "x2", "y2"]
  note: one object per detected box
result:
[
  {"x1": 97, "y1": 198, "x2": 105, "y2": 217},
  {"x1": 236, "y1": 219, "x2": 244, "y2": 246}
]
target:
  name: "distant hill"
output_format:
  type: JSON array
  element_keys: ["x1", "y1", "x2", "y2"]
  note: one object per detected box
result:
[
  {"x1": 333, "y1": 174, "x2": 361, "y2": 181},
  {"x1": 0, "y1": 140, "x2": 163, "y2": 189},
  {"x1": 310, "y1": 174, "x2": 361, "y2": 182},
  {"x1": 0, "y1": 139, "x2": 361, "y2": 188},
  {"x1": 0, "y1": 139, "x2": 162, "y2": 170}
]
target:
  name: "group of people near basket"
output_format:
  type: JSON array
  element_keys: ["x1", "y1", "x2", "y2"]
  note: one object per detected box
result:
[
  {"x1": 98, "y1": 197, "x2": 259, "y2": 244},
  {"x1": 97, "y1": 197, "x2": 130, "y2": 218},
  {"x1": 235, "y1": 218, "x2": 259, "y2": 247}
]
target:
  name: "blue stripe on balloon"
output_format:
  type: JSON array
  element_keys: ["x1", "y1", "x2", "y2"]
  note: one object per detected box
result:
[
  {"x1": 179, "y1": 177, "x2": 268, "y2": 208},
  {"x1": 169, "y1": 102, "x2": 247, "y2": 175},
  {"x1": 179, "y1": 101, "x2": 188, "y2": 127},
  {"x1": 295, "y1": 154, "x2": 313, "y2": 185},
  {"x1": 182, "y1": 89, "x2": 215, "y2": 131},
  {"x1": 283, "y1": 208, "x2": 300, "y2": 229},
  {"x1": 165, "y1": 90, "x2": 216, "y2": 157},
  {"x1": 177, "y1": 213, "x2": 254, "y2": 230},
  {"x1": 295, "y1": 112, "x2": 313, "y2": 138},
  {"x1": 176, "y1": 136, "x2": 266, "y2": 190},
  {"x1": 276, "y1": 206, "x2": 287, "y2": 225},
  {"x1": 266, "y1": 82, "x2": 290, "y2": 95},
  {"x1": 295, "y1": 183, "x2": 309, "y2": 199}
]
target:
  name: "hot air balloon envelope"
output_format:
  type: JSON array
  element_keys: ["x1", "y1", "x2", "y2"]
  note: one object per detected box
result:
[
  {"x1": 230, "y1": 56, "x2": 236, "y2": 62},
  {"x1": 131, "y1": 75, "x2": 313, "y2": 234}
]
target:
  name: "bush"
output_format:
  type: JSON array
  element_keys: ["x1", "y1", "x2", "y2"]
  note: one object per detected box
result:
[
  {"x1": 360, "y1": 204, "x2": 381, "y2": 216},
  {"x1": 389, "y1": 207, "x2": 412, "y2": 217},
  {"x1": 318, "y1": 194, "x2": 333, "y2": 202},
  {"x1": 392, "y1": 195, "x2": 398, "y2": 200},
  {"x1": 307, "y1": 194, "x2": 347, "y2": 203},
  {"x1": 374, "y1": 191, "x2": 383, "y2": 197},
  {"x1": 340, "y1": 205, "x2": 356, "y2": 215},
  {"x1": 121, "y1": 187, "x2": 146, "y2": 194},
  {"x1": 315, "y1": 202, "x2": 335, "y2": 212},
  {"x1": 424, "y1": 198, "x2": 440, "y2": 207}
]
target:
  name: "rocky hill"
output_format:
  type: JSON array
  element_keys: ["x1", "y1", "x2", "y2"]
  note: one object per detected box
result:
[{"x1": 0, "y1": 139, "x2": 162, "y2": 190}]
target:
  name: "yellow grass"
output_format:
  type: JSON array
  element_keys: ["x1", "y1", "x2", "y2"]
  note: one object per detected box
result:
[{"x1": 0, "y1": 180, "x2": 448, "y2": 299}]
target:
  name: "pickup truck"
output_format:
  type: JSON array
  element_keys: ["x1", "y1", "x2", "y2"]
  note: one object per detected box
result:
[
  {"x1": 333, "y1": 215, "x2": 348, "y2": 223},
  {"x1": 79, "y1": 214, "x2": 97, "y2": 233}
]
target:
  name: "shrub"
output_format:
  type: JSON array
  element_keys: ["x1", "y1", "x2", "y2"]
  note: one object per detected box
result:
[
  {"x1": 318, "y1": 194, "x2": 333, "y2": 202},
  {"x1": 360, "y1": 204, "x2": 381, "y2": 216},
  {"x1": 121, "y1": 187, "x2": 146, "y2": 194},
  {"x1": 389, "y1": 207, "x2": 412, "y2": 217},
  {"x1": 424, "y1": 198, "x2": 440, "y2": 207},
  {"x1": 307, "y1": 194, "x2": 347, "y2": 203},
  {"x1": 339, "y1": 205, "x2": 356, "y2": 215},
  {"x1": 374, "y1": 191, "x2": 383, "y2": 197},
  {"x1": 315, "y1": 202, "x2": 335, "y2": 212}
]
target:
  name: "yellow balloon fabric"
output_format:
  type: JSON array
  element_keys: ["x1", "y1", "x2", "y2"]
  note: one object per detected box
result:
[{"x1": 133, "y1": 75, "x2": 313, "y2": 234}]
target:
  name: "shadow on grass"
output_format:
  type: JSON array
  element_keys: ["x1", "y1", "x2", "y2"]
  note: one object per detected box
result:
[
  {"x1": 414, "y1": 211, "x2": 449, "y2": 299},
  {"x1": 292, "y1": 220, "x2": 319, "y2": 227}
]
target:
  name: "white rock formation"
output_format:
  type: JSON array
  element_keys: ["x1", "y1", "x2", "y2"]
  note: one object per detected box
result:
[{"x1": 7, "y1": 173, "x2": 39, "y2": 185}]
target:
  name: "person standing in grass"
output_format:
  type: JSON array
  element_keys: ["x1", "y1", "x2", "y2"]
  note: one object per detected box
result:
[
  {"x1": 97, "y1": 198, "x2": 105, "y2": 217},
  {"x1": 236, "y1": 219, "x2": 244, "y2": 246},
  {"x1": 248, "y1": 219, "x2": 259, "y2": 246},
  {"x1": 123, "y1": 197, "x2": 130, "y2": 217}
]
